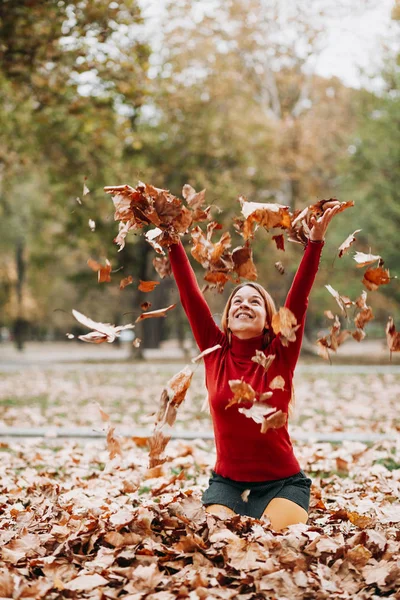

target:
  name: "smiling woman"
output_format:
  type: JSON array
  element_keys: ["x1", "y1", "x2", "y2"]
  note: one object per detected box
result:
[{"x1": 168, "y1": 203, "x2": 341, "y2": 530}]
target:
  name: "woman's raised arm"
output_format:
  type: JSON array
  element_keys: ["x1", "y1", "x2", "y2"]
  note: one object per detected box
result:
[{"x1": 168, "y1": 241, "x2": 224, "y2": 351}]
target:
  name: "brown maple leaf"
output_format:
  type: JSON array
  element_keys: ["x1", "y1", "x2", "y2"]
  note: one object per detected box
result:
[
  {"x1": 386, "y1": 317, "x2": 400, "y2": 353},
  {"x1": 106, "y1": 425, "x2": 122, "y2": 460},
  {"x1": 231, "y1": 246, "x2": 258, "y2": 280},
  {"x1": 251, "y1": 350, "x2": 276, "y2": 371},
  {"x1": 354, "y1": 291, "x2": 374, "y2": 329},
  {"x1": 362, "y1": 266, "x2": 391, "y2": 291},
  {"x1": 153, "y1": 255, "x2": 172, "y2": 279},
  {"x1": 226, "y1": 379, "x2": 257, "y2": 408},
  {"x1": 260, "y1": 410, "x2": 287, "y2": 433},
  {"x1": 353, "y1": 251, "x2": 381, "y2": 267},
  {"x1": 325, "y1": 284, "x2": 354, "y2": 316},
  {"x1": 271, "y1": 307, "x2": 300, "y2": 346},
  {"x1": 338, "y1": 229, "x2": 362, "y2": 258},
  {"x1": 272, "y1": 234, "x2": 285, "y2": 251},
  {"x1": 138, "y1": 280, "x2": 160, "y2": 293},
  {"x1": 72, "y1": 310, "x2": 135, "y2": 344},
  {"x1": 239, "y1": 197, "x2": 291, "y2": 240},
  {"x1": 148, "y1": 430, "x2": 171, "y2": 469},
  {"x1": 87, "y1": 258, "x2": 112, "y2": 283},
  {"x1": 269, "y1": 376, "x2": 285, "y2": 390},
  {"x1": 192, "y1": 344, "x2": 222, "y2": 363},
  {"x1": 120, "y1": 275, "x2": 133, "y2": 290},
  {"x1": 135, "y1": 304, "x2": 176, "y2": 323}
]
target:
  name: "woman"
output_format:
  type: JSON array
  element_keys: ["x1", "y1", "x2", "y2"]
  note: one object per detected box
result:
[{"x1": 168, "y1": 203, "x2": 341, "y2": 530}]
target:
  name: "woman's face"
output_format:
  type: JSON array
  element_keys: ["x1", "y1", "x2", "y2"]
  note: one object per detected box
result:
[{"x1": 227, "y1": 285, "x2": 268, "y2": 340}]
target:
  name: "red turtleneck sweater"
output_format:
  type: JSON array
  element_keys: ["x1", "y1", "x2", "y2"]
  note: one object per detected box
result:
[{"x1": 168, "y1": 240, "x2": 323, "y2": 481}]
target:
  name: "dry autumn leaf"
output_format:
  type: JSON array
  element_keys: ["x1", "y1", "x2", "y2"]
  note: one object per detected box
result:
[
  {"x1": 353, "y1": 251, "x2": 381, "y2": 268},
  {"x1": 261, "y1": 410, "x2": 287, "y2": 433},
  {"x1": 338, "y1": 229, "x2": 362, "y2": 258},
  {"x1": 191, "y1": 344, "x2": 222, "y2": 363},
  {"x1": 251, "y1": 350, "x2": 276, "y2": 371},
  {"x1": 138, "y1": 280, "x2": 160, "y2": 293},
  {"x1": 238, "y1": 401, "x2": 275, "y2": 424},
  {"x1": 135, "y1": 304, "x2": 176, "y2": 323},
  {"x1": 325, "y1": 284, "x2": 354, "y2": 316},
  {"x1": 354, "y1": 291, "x2": 374, "y2": 329},
  {"x1": 87, "y1": 258, "x2": 112, "y2": 283},
  {"x1": 272, "y1": 234, "x2": 285, "y2": 251},
  {"x1": 386, "y1": 317, "x2": 400, "y2": 353},
  {"x1": 120, "y1": 275, "x2": 133, "y2": 290},
  {"x1": 140, "y1": 301, "x2": 152, "y2": 311},
  {"x1": 275, "y1": 261, "x2": 285, "y2": 275},
  {"x1": 271, "y1": 307, "x2": 300, "y2": 346},
  {"x1": 231, "y1": 246, "x2": 258, "y2": 280},
  {"x1": 71, "y1": 310, "x2": 135, "y2": 344},
  {"x1": 270, "y1": 376, "x2": 285, "y2": 390},
  {"x1": 239, "y1": 197, "x2": 291, "y2": 240},
  {"x1": 362, "y1": 266, "x2": 391, "y2": 291},
  {"x1": 153, "y1": 255, "x2": 171, "y2": 279},
  {"x1": 226, "y1": 379, "x2": 257, "y2": 408}
]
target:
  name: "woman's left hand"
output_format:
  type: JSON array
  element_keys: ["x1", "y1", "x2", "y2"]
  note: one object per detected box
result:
[{"x1": 309, "y1": 202, "x2": 342, "y2": 242}]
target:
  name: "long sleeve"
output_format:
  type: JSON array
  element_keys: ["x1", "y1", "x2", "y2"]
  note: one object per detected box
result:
[
  {"x1": 281, "y1": 240, "x2": 324, "y2": 371},
  {"x1": 168, "y1": 241, "x2": 224, "y2": 351}
]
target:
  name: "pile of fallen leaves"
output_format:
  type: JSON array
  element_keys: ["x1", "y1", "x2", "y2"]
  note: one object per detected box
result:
[{"x1": 0, "y1": 437, "x2": 399, "y2": 599}]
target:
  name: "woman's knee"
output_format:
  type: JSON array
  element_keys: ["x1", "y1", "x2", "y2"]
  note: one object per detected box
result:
[
  {"x1": 205, "y1": 504, "x2": 236, "y2": 519},
  {"x1": 261, "y1": 497, "x2": 308, "y2": 531}
]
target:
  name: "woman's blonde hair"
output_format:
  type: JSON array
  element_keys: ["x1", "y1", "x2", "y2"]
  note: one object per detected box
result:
[{"x1": 220, "y1": 282, "x2": 277, "y2": 348}]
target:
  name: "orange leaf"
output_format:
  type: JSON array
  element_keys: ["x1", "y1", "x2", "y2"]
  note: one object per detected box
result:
[
  {"x1": 353, "y1": 251, "x2": 381, "y2": 268},
  {"x1": 226, "y1": 379, "x2": 257, "y2": 408},
  {"x1": 271, "y1": 307, "x2": 300, "y2": 346},
  {"x1": 138, "y1": 280, "x2": 160, "y2": 292},
  {"x1": 261, "y1": 410, "x2": 287, "y2": 433},
  {"x1": 232, "y1": 246, "x2": 258, "y2": 280},
  {"x1": 386, "y1": 317, "x2": 400, "y2": 353},
  {"x1": 338, "y1": 229, "x2": 361, "y2": 258},
  {"x1": 362, "y1": 266, "x2": 391, "y2": 291},
  {"x1": 251, "y1": 351, "x2": 275, "y2": 371},
  {"x1": 272, "y1": 234, "x2": 285, "y2": 251},
  {"x1": 120, "y1": 275, "x2": 133, "y2": 290},
  {"x1": 135, "y1": 304, "x2": 176, "y2": 323}
]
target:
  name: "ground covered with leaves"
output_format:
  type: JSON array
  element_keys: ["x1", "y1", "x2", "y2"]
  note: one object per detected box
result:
[
  {"x1": 0, "y1": 435, "x2": 400, "y2": 599},
  {"x1": 0, "y1": 364, "x2": 400, "y2": 598}
]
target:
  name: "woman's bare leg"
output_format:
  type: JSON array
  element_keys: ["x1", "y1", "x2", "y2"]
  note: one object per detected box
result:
[
  {"x1": 205, "y1": 504, "x2": 236, "y2": 519},
  {"x1": 261, "y1": 497, "x2": 308, "y2": 531}
]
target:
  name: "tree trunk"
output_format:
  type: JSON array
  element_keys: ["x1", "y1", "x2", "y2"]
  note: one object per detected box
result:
[{"x1": 13, "y1": 238, "x2": 26, "y2": 351}]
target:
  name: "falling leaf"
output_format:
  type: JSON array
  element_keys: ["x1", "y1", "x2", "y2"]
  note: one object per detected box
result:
[
  {"x1": 83, "y1": 183, "x2": 90, "y2": 196},
  {"x1": 145, "y1": 228, "x2": 165, "y2": 254},
  {"x1": 106, "y1": 425, "x2": 122, "y2": 460},
  {"x1": 87, "y1": 258, "x2": 112, "y2": 283},
  {"x1": 120, "y1": 275, "x2": 133, "y2": 290},
  {"x1": 153, "y1": 255, "x2": 172, "y2": 279},
  {"x1": 338, "y1": 229, "x2": 362, "y2": 258},
  {"x1": 251, "y1": 351, "x2": 276, "y2": 371},
  {"x1": 272, "y1": 234, "x2": 285, "y2": 251},
  {"x1": 275, "y1": 261, "x2": 285, "y2": 275},
  {"x1": 167, "y1": 366, "x2": 193, "y2": 407},
  {"x1": 96, "y1": 403, "x2": 110, "y2": 423},
  {"x1": 226, "y1": 379, "x2": 257, "y2": 408},
  {"x1": 261, "y1": 410, "x2": 287, "y2": 433},
  {"x1": 135, "y1": 304, "x2": 176, "y2": 323},
  {"x1": 271, "y1": 307, "x2": 300, "y2": 346},
  {"x1": 238, "y1": 401, "x2": 276, "y2": 424},
  {"x1": 71, "y1": 309, "x2": 134, "y2": 344},
  {"x1": 138, "y1": 280, "x2": 160, "y2": 292},
  {"x1": 76, "y1": 197, "x2": 82, "y2": 205},
  {"x1": 324, "y1": 310, "x2": 335, "y2": 320},
  {"x1": 88, "y1": 219, "x2": 96, "y2": 231},
  {"x1": 192, "y1": 344, "x2": 222, "y2": 363},
  {"x1": 352, "y1": 329, "x2": 366, "y2": 342},
  {"x1": 353, "y1": 251, "x2": 381, "y2": 268},
  {"x1": 325, "y1": 284, "x2": 354, "y2": 315},
  {"x1": 182, "y1": 184, "x2": 206, "y2": 210},
  {"x1": 140, "y1": 301, "x2": 152, "y2": 311},
  {"x1": 66, "y1": 333, "x2": 74, "y2": 339},
  {"x1": 241, "y1": 489, "x2": 250, "y2": 502},
  {"x1": 232, "y1": 246, "x2": 258, "y2": 280},
  {"x1": 239, "y1": 197, "x2": 291, "y2": 240},
  {"x1": 362, "y1": 266, "x2": 391, "y2": 291},
  {"x1": 148, "y1": 430, "x2": 170, "y2": 469},
  {"x1": 270, "y1": 376, "x2": 285, "y2": 390},
  {"x1": 132, "y1": 337, "x2": 141, "y2": 347},
  {"x1": 354, "y1": 291, "x2": 374, "y2": 329},
  {"x1": 386, "y1": 317, "x2": 400, "y2": 353}
]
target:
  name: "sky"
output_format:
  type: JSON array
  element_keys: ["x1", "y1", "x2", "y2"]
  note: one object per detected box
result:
[{"x1": 138, "y1": 0, "x2": 398, "y2": 90}]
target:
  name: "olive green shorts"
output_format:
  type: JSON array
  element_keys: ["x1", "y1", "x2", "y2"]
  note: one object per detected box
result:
[{"x1": 202, "y1": 469, "x2": 312, "y2": 519}]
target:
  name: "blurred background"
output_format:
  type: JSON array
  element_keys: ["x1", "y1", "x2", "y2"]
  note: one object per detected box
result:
[{"x1": 0, "y1": 0, "x2": 399, "y2": 359}]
